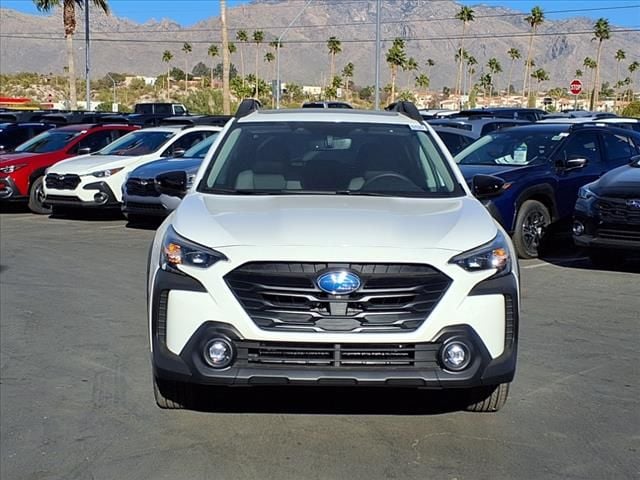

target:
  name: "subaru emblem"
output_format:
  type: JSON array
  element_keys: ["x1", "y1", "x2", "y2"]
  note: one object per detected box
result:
[
  {"x1": 627, "y1": 199, "x2": 640, "y2": 209},
  {"x1": 317, "y1": 270, "x2": 361, "y2": 295}
]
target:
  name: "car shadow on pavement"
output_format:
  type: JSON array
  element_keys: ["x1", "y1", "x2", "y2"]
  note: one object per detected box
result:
[
  {"x1": 538, "y1": 237, "x2": 640, "y2": 274},
  {"x1": 48, "y1": 208, "x2": 125, "y2": 222},
  {"x1": 0, "y1": 202, "x2": 30, "y2": 214},
  {"x1": 186, "y1": 386, "x2": 471, "y2": 415}
]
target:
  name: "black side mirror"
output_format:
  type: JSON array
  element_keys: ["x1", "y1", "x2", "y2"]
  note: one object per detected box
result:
[
  {"x1": 472, "y1": 174, "x2": 507, "y2": 199},
  {"x1": 77, "y1": 147, "x2": 92, "y2": 155},
  {"x1": 155, "y1": 171, "x2": 188, "y2": 198}
]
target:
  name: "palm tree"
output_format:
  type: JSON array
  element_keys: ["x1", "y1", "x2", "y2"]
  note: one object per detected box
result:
[
  {"x1": 252, "y1": 30, "x2": 264, "y2": 97},
  {"x1": 415, "y1": 73, "x2": 430, "y2": 93},
  {"x1": 614, "y1": 49, "x2": 626, "y2": 86},
  {"x1": 531, "y1": 68, "x2": 549, "y2": 100},
  {"x1": 522, "y1": 6, "x2": 544, "y2": 101},
  {"x1": 629, "y1": 61, "x2": 640, "y2": 99},
  {"x1": 264, "y1": 51, "x2": 275, "y2": 106},
  {"x1": 403, "y1": 57, "x2": 418, "y2": 90},
  {"x1": 236, "y1": 29, "x2": 248, "y2": 86},
  {"x1": 575, "y1": 69, "x2": 583, "y2": 79},
  {"x1": 162, "y1": 50, "x2": 173, "y2": 99},
  {"x1": 465, "y1": 55, "x2": 477, "y2": 95},
  {"x1": 507, "y1": 48, "x2": 521, "y2": 96},
  {"x1": 590, "y1": 18, "x2": 611, "y2": 109},
  {"x1": 455, "y1": 6, "x2": 475, "y2": 95},
  {"x1": 33, "y1": 0, "x2": 110, "y2": 110},
  {"x1": 182, "y1": 42, "x2": 192, "y2": 93},
  {"x1": 342, "y1": 62, "x2": 354, "y2": 101},
  {"x1": 326, "y1": 36, "x2": 342, "y2": 87},
  {"x1": 583, "y1": 57, "x2": 597, "y2": 102},
  {"x1": 207, "y1": 44, "x2": 219, "y2": 88},
  {"x1": 487, "y1": 58, "x2": 502, "y2": 97},
  {"x1": 479, "y1": 73, "x2": 492, "y2": 99},
  {"x1": 386, "y1": 38, "x2": 407, "y2": 103}
]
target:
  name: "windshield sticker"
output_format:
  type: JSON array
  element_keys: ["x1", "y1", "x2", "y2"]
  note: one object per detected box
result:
[
  {"x1": 513, "y1": 143, "x2": 528, "y2": 164},
  {"x1": 410, "y1": 123, "x2": 427, "y2": 131}
]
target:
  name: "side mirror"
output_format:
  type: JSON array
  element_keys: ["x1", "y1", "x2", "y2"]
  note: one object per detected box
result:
[
  {"x1": 77, "y1": 147, "x2": 92, "y2": 155},
  {"x1": 472, "y1": 174, "x2": 507, "y2": 199},
  {"x1": 155, "y1": 170, "x2": 188, "y2": 198},
  {"x1": 563, "y1": 158, "x2": 588, "y2": 171}
]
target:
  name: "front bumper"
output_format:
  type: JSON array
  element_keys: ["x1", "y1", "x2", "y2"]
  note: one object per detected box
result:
[
  {"x1": 44, "y1": 180, "x2": 120, "y2": 208},
  {"x1": 123, "y1": 194, "x2": 170, "y2": 217},
  {"x1": 573, "y1": 210, "x2": 640, "y2": 251},
  {"x1": 150, "y1": 268, "x2": 518, "y2": 388},
  {"x1": 0, "y1": 176, "x2": 24, "y2": 200}
]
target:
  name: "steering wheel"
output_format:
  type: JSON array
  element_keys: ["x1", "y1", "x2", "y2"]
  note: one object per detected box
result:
[{"x1": 360, "y1": 172, "x2": 419, "y2": 191}]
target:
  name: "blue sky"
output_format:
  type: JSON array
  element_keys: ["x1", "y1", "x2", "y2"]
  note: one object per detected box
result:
[{"x1": 2, "y1": 0, "x2": 639, "y2": 27}]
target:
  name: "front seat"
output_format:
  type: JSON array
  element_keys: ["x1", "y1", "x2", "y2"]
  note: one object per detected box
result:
[{"x1": 235, "y1": 143, "x2": 290, "y2": 190}]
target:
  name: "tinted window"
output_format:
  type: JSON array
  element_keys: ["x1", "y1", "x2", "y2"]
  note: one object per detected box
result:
[
  {"x1": 200, "y1": 122, "x2": 462, "y2": 197},
  {"x1": 173, "y1": 105, "x2": 186, "y2": 115},
  {"x1": 14, "y1": 130, "x2": 81, "y2": 153},
  {"x1": 555, "y1": 132, "x2": 602, "y2": 164},
  {"x1": 456, "y1": 128, "x2": 567, "y2": 165},
  {"x1": 73, "y1": 130, "x2": 117, "y2": 153},
  {"x1": 436, "y1": 131, "x2": 474, "y2": 156},
  {"x1": 183, "y1": 133, "x2": 219, "y2": 158},
  {"x1": 602, "y1": 132, "x2": 636, "y2": 162},
  {"x1": 163, "y1": 131, "x2": 217, "y2": 157},
  {"x1": 99, "y1": 130, "x2": 175, "y2": 156}
]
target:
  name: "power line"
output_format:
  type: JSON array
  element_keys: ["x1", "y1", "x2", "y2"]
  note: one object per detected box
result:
[
  {"x1": 2, "y1": 4, "x2": 639, "y2": 35},
  {"x1": 2, "y1": 28, "x2": 639, "y2": 45}
]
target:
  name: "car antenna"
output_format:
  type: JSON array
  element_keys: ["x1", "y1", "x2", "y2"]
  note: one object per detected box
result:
[
  {"x1": 235, "y1": 99, "x2": 262, "y2": 118},
  {"x1": 385, "y1": 101, "x2": 423, "y2": 123}
]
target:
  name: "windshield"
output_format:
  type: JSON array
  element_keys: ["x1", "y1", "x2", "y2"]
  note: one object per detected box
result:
[
  {"x1": 455, "y1": 128, "x2": 568, "y2": 166},
  {"x1": 198, "y1": 122, "x2": 463, "y2": 197},
  {"x1": 14, "y1": 130, "x2": 80, "y2": 153},
  {"x1": 98, "y1": 130, "x2": 175, "y2": 156},
  {"x1": 184, "y1": 133, "x2": 219, "y2": 158}
]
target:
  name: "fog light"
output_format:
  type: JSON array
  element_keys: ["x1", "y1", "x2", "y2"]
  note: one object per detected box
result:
[
  {"x1": 572, "y1": 221, "x2": 585, "y2": 236},
  {"x1": 440, "y1": 341, "x2": 471, "y2": 371},
  {"x1": 203, "y1": 338, "x2": 234, "y2": 369},
  {"x1": 94, "y1": 192, "x2": 108, "y2": 204}
]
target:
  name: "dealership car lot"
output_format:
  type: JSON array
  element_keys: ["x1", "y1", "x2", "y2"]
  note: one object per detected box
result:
[{"x1": 1, "y1": 211, "x2": 638, "y2": 480}]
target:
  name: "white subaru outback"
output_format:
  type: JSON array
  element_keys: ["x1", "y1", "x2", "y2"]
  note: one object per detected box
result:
[{"x1": 148, "y1": 101, "x2": 520, "y2": 412}]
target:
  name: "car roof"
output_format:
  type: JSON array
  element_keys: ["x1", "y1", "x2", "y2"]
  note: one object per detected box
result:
[
  {"x1": 488, "y1": 123, "x2": 571, "y2": 133},
  {"x1": 52, "y1": 123, "x2": 137, "y2": 132},
  {"x1": 237, "y1": 108, "x2": 423, "y2": 126}
]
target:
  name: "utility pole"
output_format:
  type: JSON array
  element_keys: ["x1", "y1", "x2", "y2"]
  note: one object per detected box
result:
[
  {"x1": 374, "y1": 0, "x2": 381, "y2": 110},
  {"x1": 275, "y1": 0, "x2": 313, "y2": 109},
  {"x1": 220, "y1": 0, "x2": 230, "y2": 114},
  {"x1": 85, "y1": 0, "x2": 91, "y2": 111}
]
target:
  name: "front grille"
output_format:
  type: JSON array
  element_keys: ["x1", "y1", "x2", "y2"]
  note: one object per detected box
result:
[
  {"x1": 241, "y1": 342, "x2": 439, "y2": 368},
  {"x1": 596, "y1": 228, "x2": 640, "y2": 242},
  {"x1": 125, "y1": 177, "x2": 159, "y2": 197},
  {"x1": 597, "y1": 198, "x2": 640, "y2": 225},
  {"x1": 125, "y1": 201, "x2": 167, "y2": 215},
  {"x1": 225, "y1": 262, "x2": 452, "y2": 333},
  {"x1": 45, "y1": 173, "x2": 81, "y2": 190}
]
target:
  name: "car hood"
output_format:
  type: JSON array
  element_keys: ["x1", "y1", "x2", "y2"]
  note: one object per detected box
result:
[
  {"x1": 592, "y1": 163, "x2": 640, "y2": 197},
  {"x1": 48, "y1": 154, "x2": 155, "y2": 174},
  {"x1": 458, "y1": 164, "x2": 529, "y2": 181},
  {"x1": 0, "y1": 152, "x2": 42, "y2": 164},
  {"x1": 173, "y1": 194, "x2": 497, "y2": 252},
  {"x1": 130, "y1": 156, "x2": 202, "y2": 178}
]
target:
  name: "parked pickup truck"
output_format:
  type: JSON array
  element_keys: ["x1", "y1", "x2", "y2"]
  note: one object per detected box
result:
[{"x1": 134, "y1": 103, "x2": 188, "y2": 116}]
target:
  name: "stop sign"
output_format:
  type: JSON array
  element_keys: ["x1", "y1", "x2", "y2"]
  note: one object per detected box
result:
[{"x1": 570, "y1": 79, "x2": 583, "y2": 95}]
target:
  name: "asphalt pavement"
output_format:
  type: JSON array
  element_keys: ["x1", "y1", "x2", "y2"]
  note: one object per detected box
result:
[{"x1": 1, "y1": 211, "x2": 638, "y2": 480}]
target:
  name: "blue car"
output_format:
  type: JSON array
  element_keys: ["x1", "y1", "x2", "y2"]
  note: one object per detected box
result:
[
  {"x1": 455, "y1": 123, "x2": 640, "y2": 258},
  {"x1": 122, "y1": 130, "x2": 220, "y2": 221}
]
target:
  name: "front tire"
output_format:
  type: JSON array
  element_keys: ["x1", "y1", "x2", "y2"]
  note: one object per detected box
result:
[
  {"x1": 464, "y1": 383, "x2": 510, "y2": 412},
  {"x1": 28, "y1": 176, "x2": 51, "y2": 215},
  {"x1": 513, "y1": 200, "x2": 551, "y2": 259},
  {"x1": 153, "y1": 376, "x2": 195, "y2": 409}
]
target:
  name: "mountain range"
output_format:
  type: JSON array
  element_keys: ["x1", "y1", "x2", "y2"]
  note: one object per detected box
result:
[{"x1": 1, "y1": 0, "x2": 639, "y2": 91}]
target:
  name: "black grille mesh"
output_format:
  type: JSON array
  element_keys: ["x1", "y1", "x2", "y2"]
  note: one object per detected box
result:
[
  {"x1": 45, "y1": 173, "x2": 81, "y2": 190},
  {"x1": 225, "y1": 262, "x2": 452, "y2": 333}
]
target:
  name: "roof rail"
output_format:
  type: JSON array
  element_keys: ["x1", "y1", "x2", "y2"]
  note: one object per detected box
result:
[
  {"x1": 235, "y1": 99, "x2": 262, "y2": 118},
  {"x1": 384, "y1": 101, "x2": 423, "y2": 122}
]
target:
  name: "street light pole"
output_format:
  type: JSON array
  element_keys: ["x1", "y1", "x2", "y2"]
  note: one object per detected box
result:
[
  {"x1": 275, "y1": 0, "x2": 313, "y2": 109},
  {"x1": 106, "y1": 72, "x2": 117, "y2": 110},
  {"x1": 374, "y1": 0, "x2": 381, "y2": 110},
  {"x1": 85, "y1": 0, "x2": 91, "y2": 111}
]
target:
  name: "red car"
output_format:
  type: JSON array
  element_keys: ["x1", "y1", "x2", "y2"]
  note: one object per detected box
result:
[{"x1": 0, "y1": 123, "x2": 138, "y2": 213}]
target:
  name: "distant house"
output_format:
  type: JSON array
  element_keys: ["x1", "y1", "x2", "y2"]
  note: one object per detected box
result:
[{"x1": 124, "y1": 76, "x2": 157, "y2": 86}]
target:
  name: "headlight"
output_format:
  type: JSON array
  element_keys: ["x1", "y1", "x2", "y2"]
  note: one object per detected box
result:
[
  {"x1": 449, "y1": 230, "x2": 512, "y2": 277},
  {"x1": 87, "y1": 167, "x2": 124, "y2": 178},
  {"x1": 160, "y1": 225, "x2": 226, "y2": 273},
  {"x1": 577, "y1": 185, "x2": 596, "y2": 200},
  {"x1": 0, "y1": 164, "x2": 26, "y2": 174}
]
